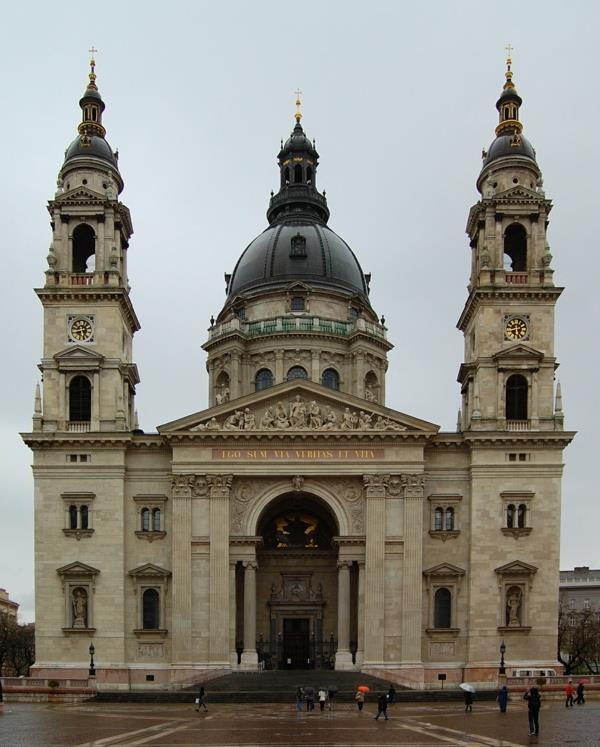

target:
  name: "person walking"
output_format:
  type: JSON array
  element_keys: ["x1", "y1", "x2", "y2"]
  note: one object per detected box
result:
[
  {"x1": 195, "y1": 685, "x2": 208, "y2": 713},
  {"x1": 463, "y1": 690, "x2": 473, "y2": 712},
  {"x1": 387, "y1": 684, "x2": 396, "y2": 704},
  {"x1": 524, "y1": 686, "x2": 541, "y2": 737},
  {"x1": 318, "y1": 688, "x2": 327, "y2": 712},
  {"x1": 355, "y1": 689, "x2": 365, "y2": 711},
  {"x1": 497, "y1": 685, "x2": 508, "y2": 713},
  {"x1": 327, "y1": 686, "x2": 336, "y2": 711},
  {"x1": 374, "y1": 692, "x2": 389, "y2": 721},
  {"x1": 565, "y1": 680, "x2": 574, "y2": 708},
  {"x1": 295, "y1": 686, "x2": 304, "y2": 712},
  {"x1": 575, "y1": 681, "x2": 585, "y2": 705}
]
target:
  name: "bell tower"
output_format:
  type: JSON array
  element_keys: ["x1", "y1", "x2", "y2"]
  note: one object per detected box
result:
[
  {"x1": 457, "y1": 53, "x2": 563, "y2": 432},
  {"x1": 35, "y1": 51, "x2": 140, "y2": 433}
]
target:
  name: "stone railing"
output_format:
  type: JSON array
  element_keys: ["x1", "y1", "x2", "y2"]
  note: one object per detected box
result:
[
  {"x1": 208, "y1": 315, "x2": 387, "y2": 342},
  {"x1": 506, "y1": 420, "x2": 530, "y2": 431},
  {"x1": 1, "y1": 677, "x2": 92, "y2": 689},
  {"x1": 70, "y1": 273, "x2": 95, "y2": 286},
  {"x1": 67, "y1": 421, "x2": 91, "y2": 433},
  {"x1": 505, "y1": 272, "x2": 529, "y2": 285}
]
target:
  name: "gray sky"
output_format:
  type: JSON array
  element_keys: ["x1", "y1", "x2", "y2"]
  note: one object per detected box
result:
[{"x1": 1, "y1": 1, "x2": 598, "y2": 623}]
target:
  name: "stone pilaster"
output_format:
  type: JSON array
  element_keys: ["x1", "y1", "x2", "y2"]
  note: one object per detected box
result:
[
  {"x1": 207, "y1": 474, "x2": 232, "y2": 665},
  {"x1": 229, "y1": 561, "x2": 237, "y2": 667},
  {"x1": 400, "y1": 473, "x2": 425, "y2": 664},
  {"x1": 335, "y1": 560, "x2": 353, "y2": 669},
  {"x1": 171, "y1": 475, "x2": 194, "y2": 664},
  {"x1": 241, "y1": 559, "x2": 258, "y2": 669},
  {"x1": 363, "y1": 474, "x2": 388, "y2": 665},
  {"x1": 356, "y1": 560, "x2": 365, "y2": 667}
]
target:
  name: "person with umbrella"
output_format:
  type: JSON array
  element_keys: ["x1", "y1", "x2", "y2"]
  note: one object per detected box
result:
[
  {"x1": 575, "y1": 680, "x2": 586, "y2": 705},
  {"x1": 374, "y1": 691, "x2": 389, "y2": 721},
  {"x1": 327, "y1": 685, "x2": 338, "y2": 710},
  {"x1": 460, "y1": 683, "x2": 475, "y2": 712},
  {"x1": 304, "y1": 685, "x2": 315, "y2": 711},
  {"x1": 355, "y1": 685, "x2": 368, "y2": 711},
  {"x1": 565, "y1": 679, "x2": 574, "y2": 708}
]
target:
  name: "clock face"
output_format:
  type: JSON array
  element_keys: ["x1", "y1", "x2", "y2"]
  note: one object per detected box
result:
[
  {"x1": 505, "y1": 317, "x2": 528, "y2": 341},
  {"x1": 69, "y1": 317, "x2": 93, "y2": 342}
]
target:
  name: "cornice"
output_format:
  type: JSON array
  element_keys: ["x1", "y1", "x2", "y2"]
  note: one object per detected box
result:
[
  {"x1": 162, "y1": 430, "x2": 435, "y2": 445},
  {"x1": 457, "y1": 286, "x2": 564, "y2": 331},
  {"x1": 203, "y1": 328, "x2": 392, "y2": 353},
  {"x1": 466, "y1": 194, "x2": 552, "y2": 237},
  {"x1": 35, "y1": 287, "x2": 141, "y2": 333},
  {"x1": 463, "y1": 431, "x2": 575, "y2": 448}
]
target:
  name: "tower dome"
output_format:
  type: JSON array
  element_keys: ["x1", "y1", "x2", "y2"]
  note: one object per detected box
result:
[{"x1": 226, "y1": 96, "x2": 371, "y2": 305}]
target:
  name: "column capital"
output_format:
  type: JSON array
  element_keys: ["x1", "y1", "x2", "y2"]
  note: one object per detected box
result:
[
  {"x1": 400, "y1": 473, "x2": 425, "y2": 499},
  {"x1": 337, "y1": 560, "x2": 353, "y2": 571},
  {"x1": 243, "y1": 560, "x2": 258, "y2": 571},
  {"x1": 363, "y1": 473, "x2": 390, "y2": 498},
  {"x1": 206, "y1": 474, "x2": 234, "y2": 498},
  {"x1": 171, "y1": 474, "x2": 211, "y2": 498}
]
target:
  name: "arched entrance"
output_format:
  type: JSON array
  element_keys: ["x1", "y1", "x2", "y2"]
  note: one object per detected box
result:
[{"x1": 246, "y1": 492, "x2": 349, "y2": 669}]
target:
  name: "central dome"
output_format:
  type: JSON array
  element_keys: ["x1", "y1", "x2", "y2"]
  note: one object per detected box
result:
[{"x1": 227, "y1": 220, "x2": 369, "y2": 299}]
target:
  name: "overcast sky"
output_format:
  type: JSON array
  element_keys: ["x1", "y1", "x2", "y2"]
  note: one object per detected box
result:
[{"x1": 1, "y1": 1, "x2": 598, "y2": 623}]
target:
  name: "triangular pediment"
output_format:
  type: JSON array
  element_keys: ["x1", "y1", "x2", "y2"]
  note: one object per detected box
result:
[
  {"x1": 493, "y1": 343, "x2": 544, "y2": 364},
  {"x1": 423, "y1": 563, "x2": 466, "y2": 579},
  {"x1": 128, "y1": 563, "x2": 171, "y2": 579},
  {"x1": 495, "y1": 560, "x2": 538, "y2": 576},
  {"x1": 493, "y1": 185, "x2": 544, "y2": 203},
  {"x1": 56, "y1": 186, "x2": 107, "y2": 204},
  {"x1": 55, "y1": 345, "x2": 105, "y2": 362},
  {"x1": 285, "y1": 281, "x2": 311, "y2": 292},
  {"x1": 57, "y1": 561, "x2": 100, "y2": 577},
  {"x1": 158, "y1": 379, "x2": 439, "y2": 435}
]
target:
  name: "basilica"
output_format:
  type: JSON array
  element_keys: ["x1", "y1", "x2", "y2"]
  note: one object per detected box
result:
[{"x1": 23, "y1": 53, "x2": 573, "y2": 689}]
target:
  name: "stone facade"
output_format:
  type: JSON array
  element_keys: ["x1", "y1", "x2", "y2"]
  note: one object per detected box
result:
[{"x1": 23, "y1": 57, "x2": 573, "y2": 689}]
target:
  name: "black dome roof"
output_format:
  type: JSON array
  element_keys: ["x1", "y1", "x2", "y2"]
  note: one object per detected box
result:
[
  {"x1": 63, "y1": 134, "x2": 119, "y2": 168},
  {"x1": 483, "y1": 133, "x2": 537, "y2": 167},
  {"x1": 227, "y1": 221, "x2": 369, "y2": 300}
]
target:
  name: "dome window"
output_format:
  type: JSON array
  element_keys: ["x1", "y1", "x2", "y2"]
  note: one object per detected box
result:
[
  {"x1": 306, "y1": 166, "x2": 313, "y2": 184},
  {"x1": 284, "y1": 166, "x2": 290, "y2": 184},
  {"x1": 294, "y1": 164, "x2": 302, "y2": 183},
  {"x1": 290, "y1": 233, "x2": 307, "y2": 258},
  {"x1": 287, "y1": 366, "x2": 308, "y2": 381},
  {"x1": 321, "y1": 368, "x2": 340, "y2": 391},
  {"x1": 291, "y1": 296, "x2": 305, "y2": 312},
  {"x1": 255, "y1": 368, "x2": 273, "y2": 391}
]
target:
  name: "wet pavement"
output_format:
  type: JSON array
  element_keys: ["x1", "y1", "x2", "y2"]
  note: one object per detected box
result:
[{"x1": 0, "y1": 699, "x2": 598, "y2": 746}]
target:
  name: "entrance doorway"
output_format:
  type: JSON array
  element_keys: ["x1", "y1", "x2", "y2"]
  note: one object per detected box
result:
[{"x1": 283, "y1": 618, "x2": 310, "y2": 669}]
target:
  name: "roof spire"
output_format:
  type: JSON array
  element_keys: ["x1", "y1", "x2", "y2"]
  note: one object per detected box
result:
[
  {"x1": 78, "y1": 46, "x2": 106, "y2": 140},
  {"x1": 504, "y1": 43, "x2": 514, "y2": 90},
  {"x1": 294, "y1": 88, "x2": 302, "y2": 123},
  {"x1": 494, "y1": 45, "x2": 523, "y2": 138}
]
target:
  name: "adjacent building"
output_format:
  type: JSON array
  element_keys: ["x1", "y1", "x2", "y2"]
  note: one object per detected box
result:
[{"x1": 22, "y1": 53, "x2": 573, "y2": 689}]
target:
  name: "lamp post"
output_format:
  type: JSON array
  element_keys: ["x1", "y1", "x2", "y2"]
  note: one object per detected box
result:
[
  {"x1": 88, "y1": 642, "x2": 96, "y2": 677},
  {"x1": 499, "y1": 640, "x2": 506, "y2": 676}
]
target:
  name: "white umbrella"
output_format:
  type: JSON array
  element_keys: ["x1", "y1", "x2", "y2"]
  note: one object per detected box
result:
[{"x1": 459, "y1": 683, "x2": 476, "y2": 693}]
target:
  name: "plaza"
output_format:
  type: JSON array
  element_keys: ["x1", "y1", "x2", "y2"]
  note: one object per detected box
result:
[{"x1": 1, "y1": 698, "x2": 598, "y2": 746}]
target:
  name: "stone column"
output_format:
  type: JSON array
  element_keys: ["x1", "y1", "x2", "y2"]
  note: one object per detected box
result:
[
  {"x1": 241, "y1": 559, "x2": 258, "y2": 669},
  {"x1": 207, "y1": 474, "x2": 232, "y2": 666},
  {"x1": 363, "y1": 474, "x2": 387, "y2": 665},
  {"x1": 275, "y1": 351, "x2": 284, "y2": 384},
  {"x1": 530, "y1": 371, "x2": 539, "y2": 427},
  {"x1": 356, "y1": 560, "x2": 365, "y2": 667},
  {"x1": 171, "y1": 475, "x2": 194, "y2": 664},
  {"x1": 229, "y1": 561, "x2": 238, "y2": 668},
  {"x1": 401, "y1": 473, "x2": 425, "y2": 665},
  {"x1": 335, "y1": 560, "x2": 353, "y2": 669},
  {"x1": 311, "y1": 350, "x2": 320, "y2": 383},
  {"x1": 230, "y1": 352, "x2": 241, "y2": 400}
]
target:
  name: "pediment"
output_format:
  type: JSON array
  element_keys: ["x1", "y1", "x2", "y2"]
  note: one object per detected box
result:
[
  {"x1": 493, "y1": 185, "x2": 544, "y2": 203},
  {"x1": 54, "y1": 346, "x2": 105, "y2": 362},
  {"x1": 285, "y1": 281, "x2": 311, "y2": 292},
  {"x1": 158, "y1": 379, "x2": 439, "y2": 435},
  {"x1": 423, "y1": 563, "x2": 466, "y2": 579},
  {"x1": 495, "y1": 560, "x2": 538, "y2": 576},
  {"x1": 57, "y1": 186, "x2": 107, "y2": 204},
  {"x1": 57, "y1": 561, "x2": 100, "y2": 577},
  {"x1": 493, "y1": 344, "x2": 544, "y2": 365},
  {"x1": 128, "y1": 563, "x2": 171, "y2": 579}
]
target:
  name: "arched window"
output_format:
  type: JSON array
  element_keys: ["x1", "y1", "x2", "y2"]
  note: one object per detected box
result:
[
  {"x1": 141, "y1": 508, "x2": 150, "y2": 532},
  {"x1": 434, "y1": 588, "x2": 451, "y2": 628},
  {"x1": 306, "y1": 166, "x2": 313, "y2": 183},
  {"x1": 287, "y1": 366, "x2": 308, "y2": 381},
  {"x1": 506, "y1": 504, "x2": 515, "y2": 529},
  {"x1": 72, "y1": 224, "x2": 96, "y2": 273},
  {"x1": 364, "y1": 371, "x2": 378, "y2": 402},
  {"x1": 284, "y1": 166, "x2": 290, "y2": 184},
  {"x1": 434, "y1": 508, "x2": 443, "y2": 531},
  {"x1": 152, "y1": 508, "x2": 161, "y2": 532},
  {"x1": 517, "y1": 504, "x2": 527, "y2": 529},
  {"x1": 80, "y1": 505, "x2": 89, "y2": 530},
  {"x1": 294, "y1": 164, "x2": 302, "y2": 183},
  {"x1": 69, "y1": 376, "x2": 91, "y2": 422},
  {"x1": 321, "y1": 368, "x2": 340, "y2": 390},
  {"x1": 255, "y1": 368, "x2": 274, "y2": 391},
  {"x1": 142, "y1": 588, "x2": 160, "y2": 629},
  {"x1": 506, "y1": 374, "x2": 528, "y2": 420},
  {"x1": 69, "y1": 505, "x2": 78, "y2": 529},
  {"x1": 445, "y1": 507, "x2": 455, "y2": 531},
  {"x1": 503, "y1": 223, "x2": 527, "y2": 272}
]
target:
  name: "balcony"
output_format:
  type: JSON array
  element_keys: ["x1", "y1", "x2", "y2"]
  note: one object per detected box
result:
[
  {"x1": 505, "y1": 272, "x2": 529, "y2": 285},
  {"x1": 67, "y1": 421, "x2": 91, "y2": 433},
  {"x1": 207, "y1": 315, "x2": 387, "y2": 342},
  {"x1": 70, "y1": 273, "x2": 94, "y2": 286},
  {"x1": 506, "y1": 420, "x2": 530, "y2": 431}
]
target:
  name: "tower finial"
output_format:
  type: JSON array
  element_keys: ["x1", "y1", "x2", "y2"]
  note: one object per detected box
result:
[
  {"x1": 294, "y1": 88, "x2": 302, "y2": 123},
  {"x1": 504, "y1": 43, "x2": 514, "y2": 90},
  {"x1": 88, "y1": 45, "x2": 99, "y2": 91}
]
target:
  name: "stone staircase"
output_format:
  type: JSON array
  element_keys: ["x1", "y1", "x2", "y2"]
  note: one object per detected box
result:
[{"x1": 93, "y1": 670, "x2": 495, "y2": 703}]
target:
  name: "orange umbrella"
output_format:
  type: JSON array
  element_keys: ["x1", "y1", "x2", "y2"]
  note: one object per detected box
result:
[{"x1": 357, "y1": 685, "x2": 370, "y2": 693}]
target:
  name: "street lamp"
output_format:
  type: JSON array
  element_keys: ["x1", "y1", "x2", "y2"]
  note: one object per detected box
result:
[
  {"x1": 499, "y1": 640, "x2": 506, "y2": 675},
  {"x1": 88, "y1": 642, "x2": 96, "y2": 676}
]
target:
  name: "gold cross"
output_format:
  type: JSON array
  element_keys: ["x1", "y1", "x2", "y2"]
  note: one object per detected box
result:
[
  {"x1": 89, "y1": 45, "x2": 98, "y2": 72},
  {"x1": 295, "y1": 88, "x2": 302, "y2": 101},
  {"x1": 505, "y1": 43, "x2": 513, "y2": 59},
  {"x1": 294, "y1": 88, "x2": 302, "y2": 122}
]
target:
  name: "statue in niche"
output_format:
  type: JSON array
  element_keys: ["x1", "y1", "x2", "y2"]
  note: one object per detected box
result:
[
  {"x1": 72, "y1": 587, "x2": 88, "y2": 628},
  {"x1": 216, "y1": 386, "x2": 230, "y2": 405},
  {"x1": 364, "y1": 384, "x2": 376, "y2": 402},
  {"x1": 289, "y1": 395, "x2": 307, "y2": 428},
  {"x1": 506, "y1": 587, "x2": 522, "y2": 627}
]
